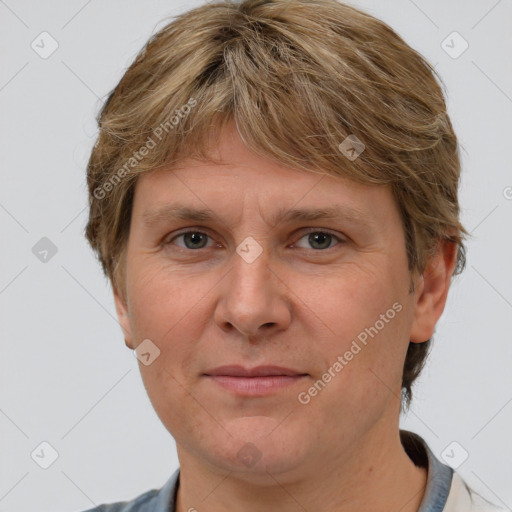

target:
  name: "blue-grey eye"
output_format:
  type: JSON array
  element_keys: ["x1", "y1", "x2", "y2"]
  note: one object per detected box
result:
[
  {"x1": 295, "y1": 232, "x2": 340, "y2": 250},
  {"x1": 174, "y1": 231, "x2": 211, "y2": 250}
]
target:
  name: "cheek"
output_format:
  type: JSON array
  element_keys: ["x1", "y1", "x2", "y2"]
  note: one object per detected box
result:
[
  {"x1": 127, "y1": 260, "x2": 209, "y2": 340},
  {"x1": 296, "y1": 262, "x2": 402, "y2": 345},
  {"x1": 296, "y1": 264, "x2": 409, "y2": 398},
  {"x1": 124, "y1": 264, "x2": 203, "y2": 430},
  {"x1": 125, "y1": 263, "x2": 213, "y2": 403}
]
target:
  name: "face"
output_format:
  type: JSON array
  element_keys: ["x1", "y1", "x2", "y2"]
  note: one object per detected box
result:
[{"x1": 114, "y1": 121, "x2": 451, "y2": 481}]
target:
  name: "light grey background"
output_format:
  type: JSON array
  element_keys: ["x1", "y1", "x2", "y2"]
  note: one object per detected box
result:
[{"x1": 1, "y1": 1, "x2": 511, "y2": 511}]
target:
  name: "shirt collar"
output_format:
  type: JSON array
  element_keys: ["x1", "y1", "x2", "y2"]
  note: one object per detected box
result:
[
  {"x1": 400, "y1": 429, "x2": 454, "y2": 512},
  {"x1": 152, "y1": 468, "x2": 179, "y2": 511},
  {"x1": 156, "y1": 430, "x2": 453, "y2": 512}
]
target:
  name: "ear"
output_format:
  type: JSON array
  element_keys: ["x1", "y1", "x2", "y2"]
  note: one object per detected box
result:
[
  {"x1": 113, "y1": 282, "x2": 135, "y2": 350},
  {"x1": 409, "y1": 239, "x2": 458, "y2": 343}
]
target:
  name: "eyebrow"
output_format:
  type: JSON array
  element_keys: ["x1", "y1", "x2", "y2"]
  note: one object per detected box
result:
[{"x1": 142, "y1": 203, "x2": 374, "y2": 229}]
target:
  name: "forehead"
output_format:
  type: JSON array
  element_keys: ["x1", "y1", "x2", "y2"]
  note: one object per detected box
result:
[{"x1": 131, "y1": 122, "x2": 397, "y2": 230}]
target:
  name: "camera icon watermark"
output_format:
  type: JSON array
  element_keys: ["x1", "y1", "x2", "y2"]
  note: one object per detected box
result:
[
  {"x1": 441, "y1": 31, "x2": 469, "y2": 59},
  {"x1": 503, "y1": 186, "x2": 512, "y2": 200},
  {"x1": 236, "y1": 236, "x2": 263, "y2": 264},
  {"x1": 32, "y1": 237, "x2": 58, "y2": 263},
  {"x1": 440, "y1": 441, "x2": 469, "y2": 469},
  {"x1": 236, "y1": 442, "x2": 262, "y2": 468},
  {"x1": 133, "y1": 338, "x2": 161, "y2": 366},
  {"x1": 338, "y1": 134, "x2": 365, "y2": 161},
  {"x1": 31, "y1": 441, "x2": 59, "y2": 469},
  {"x1": 31, "y1": 31, "x2": 59, "y2": 59}
]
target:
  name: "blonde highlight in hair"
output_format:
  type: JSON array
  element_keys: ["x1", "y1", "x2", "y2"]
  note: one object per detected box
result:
[{"x1": 85, "y1": 0, "x2": 468, "y2": 409}]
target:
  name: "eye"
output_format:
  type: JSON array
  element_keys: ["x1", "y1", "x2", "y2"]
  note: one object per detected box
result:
[
  {"x1": 167, "y1": 230, "x2": 215, "y2": 250},
  {"x1": 165, "y1": 228, "x2": 345, "y2": 252},
  {"x1": 293, "y1": 230, "x2": 343, "y2": 250}
]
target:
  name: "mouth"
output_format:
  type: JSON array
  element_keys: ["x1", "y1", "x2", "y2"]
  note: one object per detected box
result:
[{"x1": 203, "y1": 365, "x2": 309, "y2": 396}]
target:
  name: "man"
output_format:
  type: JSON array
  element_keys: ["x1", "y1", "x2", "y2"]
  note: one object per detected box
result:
[{"x1": 82, "y1": 0, "x2": 506, "y2": 510}]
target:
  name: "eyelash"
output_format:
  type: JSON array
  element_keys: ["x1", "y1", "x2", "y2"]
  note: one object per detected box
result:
[{"x1": 164, "y1": 228, "x2": 345, "y2": 253}]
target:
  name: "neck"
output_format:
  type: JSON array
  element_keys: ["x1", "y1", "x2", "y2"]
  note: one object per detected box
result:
[{"x1": 175, "y1": 426, "x2": 427, "y2": 512}]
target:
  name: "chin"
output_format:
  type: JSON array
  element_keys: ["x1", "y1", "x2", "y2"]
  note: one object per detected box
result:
[{"x1": 202, "y1": 415, "x2": 312, "y2": 478}]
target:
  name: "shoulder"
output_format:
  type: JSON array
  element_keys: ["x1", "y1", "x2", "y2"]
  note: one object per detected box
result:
[
  {"x1": 78, "y1": 488, "x2": 159, "y2": 512},
  {"x1": 76, "y1": 469, "x2": 180, "y2": 512},
  {"x1": 444, "y1": 472, "x2": 508, "y2": 512}
]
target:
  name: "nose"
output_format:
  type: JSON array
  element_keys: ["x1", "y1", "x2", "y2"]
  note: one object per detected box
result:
[{"x1": 213, "y1": 243, "x2": 292, "y2": 342}]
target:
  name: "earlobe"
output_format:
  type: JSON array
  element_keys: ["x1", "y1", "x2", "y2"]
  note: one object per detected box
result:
[
  {"x1": 409, "y1": 240, "x2": 458, "y2": 343},
  {"x1": 113, "y1": 283, "x2": 135, "y2": 350}
]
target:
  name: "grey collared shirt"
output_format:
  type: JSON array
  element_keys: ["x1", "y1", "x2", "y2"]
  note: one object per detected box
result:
[{"x1": 80, "y1": 429, "x2": 502, "y2": 511}]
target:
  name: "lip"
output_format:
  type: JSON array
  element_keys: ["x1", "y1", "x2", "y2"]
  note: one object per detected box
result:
[
  {"x1": 204, "y1": 365, "x2": 306, "y2": 377},
  {"x1": 204, "y1": 365, "x2": 308, "y2": 396}
]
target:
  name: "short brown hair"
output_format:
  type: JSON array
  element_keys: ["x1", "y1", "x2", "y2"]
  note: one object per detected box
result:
[{"x1": 85, "y1": 0, "x2": 468, "y2": 410}]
